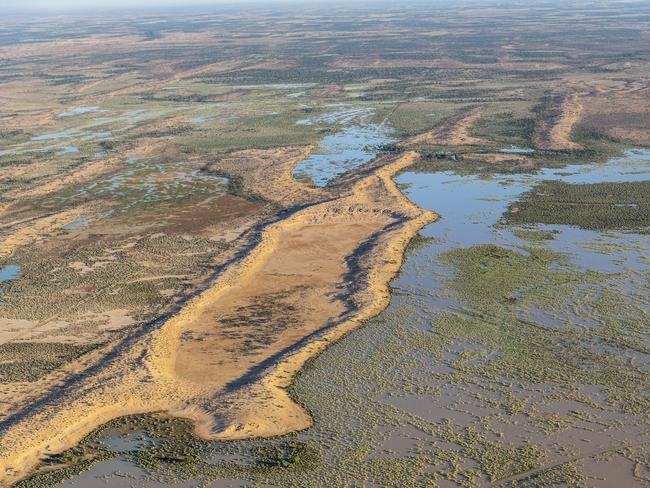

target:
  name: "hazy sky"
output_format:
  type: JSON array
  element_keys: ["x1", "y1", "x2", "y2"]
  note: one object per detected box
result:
[{"x1": 1, "y1": 0, "x2": 321, "y2": 13}]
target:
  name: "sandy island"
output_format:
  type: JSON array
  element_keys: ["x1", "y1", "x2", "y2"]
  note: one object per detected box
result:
[{"x1": 0, "y1": 150, "x2": 437, "y2": 486}]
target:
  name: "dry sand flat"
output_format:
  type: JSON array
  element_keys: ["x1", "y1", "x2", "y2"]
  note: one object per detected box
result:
[
  {"x1": 0, "y1": 151, "x2": 436, "y2": 486},
  {"x1": 0, "y1": 207, "x2": 89, "y2": 260}
]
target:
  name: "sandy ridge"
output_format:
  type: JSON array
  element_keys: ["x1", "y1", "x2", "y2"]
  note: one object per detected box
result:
[
  {"x1": 0, "y1": 151, "x2": 436, "y2": 486},
  {"x1": 404, "y1": 107, "x2": 490, "y2": 147},
  {"x1": 211, "y1": 152, "x2": 438, "y2": 439},
  {"x1": 534, "y1": 92, "x2": 584, "y2": 151}
]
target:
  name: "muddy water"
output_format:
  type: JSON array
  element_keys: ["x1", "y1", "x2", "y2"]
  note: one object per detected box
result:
[
  {"x1": 293, "y1": 105, "x2": 395, "y2": 186},
  {"x1": 398, "y1": 148, "x2": 650, "y2": 275},
  {"x1": 55, "y1": 150, "x2": 650, "y2": 487}
]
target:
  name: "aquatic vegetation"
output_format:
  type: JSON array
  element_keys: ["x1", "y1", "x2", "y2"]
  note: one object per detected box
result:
[
  {"x1": 510, "y1": 228, "x2": 558, "y2": 242},
  {"x1": 26, "y1": 230, "x2": 650, "y2": 485},
  {"x1": 52, "y1": 159, "x2": 229, "y2": 215},
  {"x1": 505, "y1": 180, "x2": 650, "y2": 231},
  {"x1": 36, "y1": 149, "x2": 647, "y2": 486},
  {"x1": 438, "y1": 244, "x2": 573, "y2": 307}
]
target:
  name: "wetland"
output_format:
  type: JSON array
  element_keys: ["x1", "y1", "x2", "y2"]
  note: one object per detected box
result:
[
  {"x1": 20, "y1": 149, "x2": 650, "y2": 488},
  {"x1": 1, "y1": 1, "x2": 650, "y2": 486}
]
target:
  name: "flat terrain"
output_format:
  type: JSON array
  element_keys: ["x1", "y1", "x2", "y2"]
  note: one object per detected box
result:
[{"x1": 0, "y1": 1, "x2": 649, "y2": 486}]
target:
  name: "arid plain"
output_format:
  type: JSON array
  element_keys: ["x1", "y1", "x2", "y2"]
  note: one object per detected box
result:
[{"x1": 1, "y1": 1, "x2": 650, "y2": 486}]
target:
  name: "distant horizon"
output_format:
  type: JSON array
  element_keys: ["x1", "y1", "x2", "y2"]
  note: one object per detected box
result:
[
  {"x1": 0, "y1": 0, "x2": 325, "y2": 14},
  {"x1": 0, "y1": 0, "x2": 588, "y2": 15},
  {"x1": 0, "y1": 0, "x2": 372, "y2": 14}
]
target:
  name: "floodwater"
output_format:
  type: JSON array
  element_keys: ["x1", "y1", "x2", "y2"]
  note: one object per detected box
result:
[
  {"x1": 397, "y1": 148, "x2": 650, "y2": 275},
  {"x1": 56, "y1": 149, "x2": 650, "y2": 486},
  {"x1": 0, "y1": 264, "x2": 20, "y2": 304},
  {"x1": 63, "y1": 215, "x2": 91, "y2": 231},
  {"x1": 56, "y1": 106, "x2": 106, "y2": 119},
  {"x1": 55, "y1": 158, "x2": 228, "y2": 226},
  {"x1": 31, "y1": 130, "x2": 81, "y2": 141},
  {"x1": 234, "y1": 83, "x2": 316, "y2": 90},
  {"x1": 58, "y1": 146, "x2": 80, "y2": 155},
  {"x1": 499, "y1": 145, "x2": 535, "y2": 154},
  {"x1": 13, "y1": 109, "x2": 161, "y2": 157},
  {"x1": 295, "y1": 106, "x2": 374, "y2": 126},
  {"x1": 190, "y1": 116, "x2": 214, "y2": 123},
  {"x1": 9, "y1": 104, "x2": 234, "y2": 160},
  {"x1": 293, "y1": 125, "x2": 394, "y2": 187},
  {"x1": 0, "y1": 264, "x2": 20, "y2": 283},
  {"x1": 100, "y1": 430, "x2": 162, "y2": 453},
  {"x1": 293, "y1": 106, "x2": 395, "y2": 186}
]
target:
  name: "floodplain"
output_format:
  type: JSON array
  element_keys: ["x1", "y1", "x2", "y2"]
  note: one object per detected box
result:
[{"x1": 0, "y1": 1, "x2": 649, "y2": 486}]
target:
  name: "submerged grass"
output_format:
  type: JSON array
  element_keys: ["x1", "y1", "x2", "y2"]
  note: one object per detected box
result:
[
  {"x1": 23, "y1": 236, "x2": 650, "y2": 486},
  {"x1": 504, "y1": 180, "x2": 650, "y2": 231}
]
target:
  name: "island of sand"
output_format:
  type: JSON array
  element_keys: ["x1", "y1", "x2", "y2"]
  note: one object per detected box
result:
[{"x1": 0, "y1": 150, "x2": 436, "y2": 486}]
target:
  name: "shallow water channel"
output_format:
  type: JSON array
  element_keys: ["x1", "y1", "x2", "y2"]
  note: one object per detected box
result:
[{"x1": 292, "y1": 105, "x2": 395, "y2": 187}]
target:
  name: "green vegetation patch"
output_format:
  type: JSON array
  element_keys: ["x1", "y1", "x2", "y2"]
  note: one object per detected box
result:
[
  {"x1": 438, "y1": 244, "x2": 650, "y2": 413},
  {"x1": 1, "y1": 234, "x2": 227, "y2": 323},
  {"x1": 26, "y1": 236, "x2": 650, "y2": 486},
  {"x1": 511, "y1": 228, "x2": 558, "y2": 242},
  {"x1": 504, "y1": 180, "x2": 650, "y2": 231},
  {"x1": 471, "y1": 111, "x2": 535, "y2": 147},
  {"x1": 0, "y1": 342, "x2": 96, "y2": 382},
  {"x1": 439, "y1": 244, "x2": 568, "y2": 307}
]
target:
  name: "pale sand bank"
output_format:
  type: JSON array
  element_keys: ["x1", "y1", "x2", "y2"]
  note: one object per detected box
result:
[{"x1": 0, "y1": 151, "x2": 436, "y2": 486}]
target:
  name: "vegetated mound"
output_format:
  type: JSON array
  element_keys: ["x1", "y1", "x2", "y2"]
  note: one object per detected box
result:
[
  {"x1": 403, "y1": 107, "x2": 491, "y2": 147},
  {"x1": 504, "y1": 180, "x2": 650, "y2": 231}
]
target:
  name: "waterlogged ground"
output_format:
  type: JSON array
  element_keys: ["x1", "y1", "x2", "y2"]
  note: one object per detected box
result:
[
  {"x1": 53, "y1": 157, "x2": 229, "y2": 224},
  {"x1": 292, "y1": 105, "x2": 395, "y2": 186},
  {"x1": 25, "y1": 149, "x2": 649, "y2": 487},
  {"x1": 399, "y1": 148, "x2": 650, "y2": 274}
]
